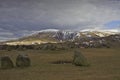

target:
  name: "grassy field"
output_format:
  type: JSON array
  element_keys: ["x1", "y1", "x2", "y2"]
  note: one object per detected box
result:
[{"x1": 0, "y1": 48, "x2": 120, "y2": 80}]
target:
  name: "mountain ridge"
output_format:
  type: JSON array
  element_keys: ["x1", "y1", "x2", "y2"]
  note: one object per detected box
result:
[{"x1": 3, "y1": 29, "x2": 120, "y2": 45}]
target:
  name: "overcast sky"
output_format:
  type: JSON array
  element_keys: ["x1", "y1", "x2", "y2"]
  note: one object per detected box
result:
[{"x1": 0, "y1": 0, "x2": 120, "y2": 41}]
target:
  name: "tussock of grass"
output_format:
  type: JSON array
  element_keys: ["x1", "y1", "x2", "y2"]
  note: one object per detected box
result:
[
  {"x1": 0, "y1": 56, "x2": 14, "y2": 69},
  {"x1": 73, "y1": 51, "x2": 90, "y2": 66},
  {"x1": 16, "y1": 54, "x2": 31, "y2": 68}
]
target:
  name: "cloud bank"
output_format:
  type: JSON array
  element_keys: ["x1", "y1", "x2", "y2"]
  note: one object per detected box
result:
[{"x1": 0, "y1": 0, "x2": 120, "y2": 41}]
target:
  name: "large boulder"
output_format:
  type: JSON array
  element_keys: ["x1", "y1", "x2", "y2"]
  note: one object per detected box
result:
[
  {"x1": 73, "y1": 51, "x2": 89, "y2": 66},
  {"x1": 16, "y1": 54, "x2": 31, "y2": 67},
  {"x1": 0, "y1": 56, "x2": 14, "y2": 69}
]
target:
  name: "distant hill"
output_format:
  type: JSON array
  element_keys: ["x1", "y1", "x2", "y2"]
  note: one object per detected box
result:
[{"x1": 2, "y1": 29, "x2": 120, "y2": 47}]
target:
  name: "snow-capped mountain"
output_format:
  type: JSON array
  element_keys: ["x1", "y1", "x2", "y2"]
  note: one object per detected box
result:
[
  {"x1": 53, "y1": 31, "x2": 80, "y2": 41},
  {"x1": 4, "y1": 29, "x2": 119, "y2": 45},
  {"x1": 53, "y1": 30, "x2": 119, "y2": 41}
]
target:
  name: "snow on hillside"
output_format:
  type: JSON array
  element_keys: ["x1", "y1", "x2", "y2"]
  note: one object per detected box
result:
[
  {"x1": 19, "y1": 29, "x2": 120, "y2": 40},
  {"x1": 4, "y1": 29, "x2": 119, "y2": 45}
]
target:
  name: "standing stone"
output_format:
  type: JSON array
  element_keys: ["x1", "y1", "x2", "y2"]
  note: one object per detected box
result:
[
  {"x1": 0, "y1": 56, "x2": 14, "y2": 69},
  {"x1": 73, "y1": 51, "x2": 89, "y2": 66},
  {"x1": 16, "y1": 54, "x2": 31, "y2": 67}
]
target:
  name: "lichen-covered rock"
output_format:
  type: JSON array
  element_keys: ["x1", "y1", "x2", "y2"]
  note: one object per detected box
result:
[
  {"x1": 0, "y1": 56, "x2": 14, "y2": 69},
  {"x1": 73, "y1": 51, "x2": 89, "y2": 66},
  {"x1": 16, "y1": 54, "x2": 31, "y2": 67}
]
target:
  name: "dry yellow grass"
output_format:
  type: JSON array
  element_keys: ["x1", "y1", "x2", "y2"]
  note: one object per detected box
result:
[{"x1": 0, "y1": 48, "x2": 120, "y2": 80}]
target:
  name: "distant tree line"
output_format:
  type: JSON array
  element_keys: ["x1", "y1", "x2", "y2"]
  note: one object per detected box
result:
[
  {"x1": 0, "y1": 43, "x2": 66, "y2": 51},
  {"x1": 0, "y1": 42, "x2": 110, "y2": 51}
]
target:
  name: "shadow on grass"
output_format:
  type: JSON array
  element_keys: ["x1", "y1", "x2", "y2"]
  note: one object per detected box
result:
[{"x1": 51, "y1": 60, "x2": 72, "y2": 64}]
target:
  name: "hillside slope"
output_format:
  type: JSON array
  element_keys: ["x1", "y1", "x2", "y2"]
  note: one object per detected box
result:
[{"x1": 3, "y1": 29, "x2": 120, "y2": 45}]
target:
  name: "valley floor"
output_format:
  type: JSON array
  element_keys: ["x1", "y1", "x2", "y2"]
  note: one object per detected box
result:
[{"x1": 0, "y1": 48, "x2": 120, "y2": 80}]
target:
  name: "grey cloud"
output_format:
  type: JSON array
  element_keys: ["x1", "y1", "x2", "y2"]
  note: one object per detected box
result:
[
  {"x1": 0, "y1": 0, "x2": 120, "y2": 26},
  {"x1": 23, "y1": 0, "x2": 120, "y2": 28},
  {"x1": 0, "y1": 0, "x2": 120, "y2": 41},
  {"x1": 0, "y1": 37, "x2": 17, "y2": 41},
  {"x1": 0, "y1": 32, "x2": 14, "y2": 36}
]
